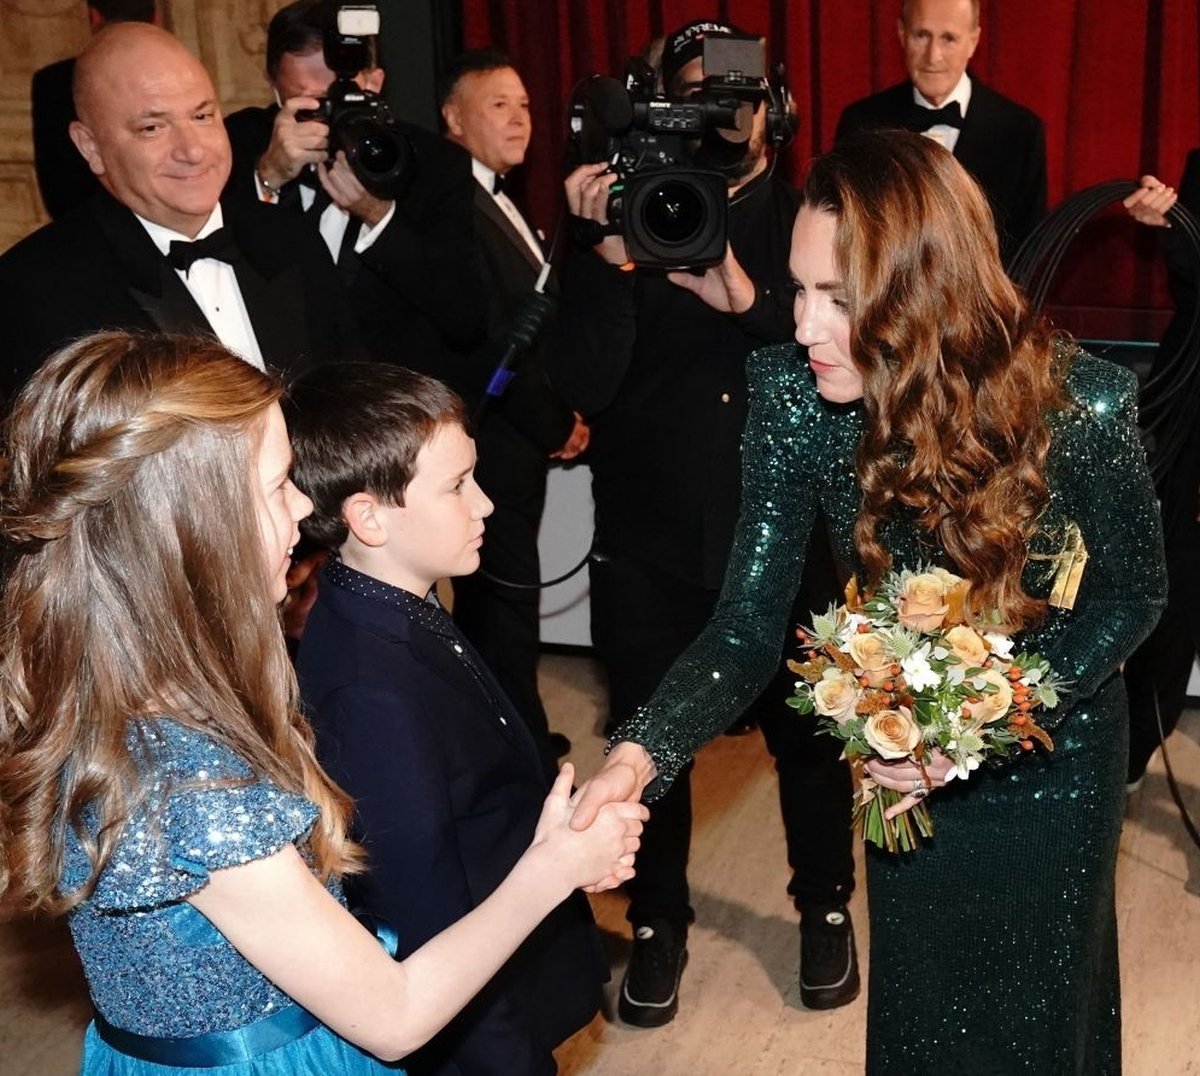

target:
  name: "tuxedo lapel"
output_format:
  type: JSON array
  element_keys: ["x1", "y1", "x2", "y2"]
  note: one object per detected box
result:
[
  {"x1": 474, "y1": 182, "x2": 543, "y2": 275},
  {"x1": 947, "y1": 77, "x2": 993, "y2": 173},
  {"x1": 127, "y1": 266, "x2": 217, "y2": 336},
  {"x1": 90, "y1": 194, "x2": 214, "y2": 335},
  {"x1": 230, "y1": 256, "x2": 309, "y2": 371}
]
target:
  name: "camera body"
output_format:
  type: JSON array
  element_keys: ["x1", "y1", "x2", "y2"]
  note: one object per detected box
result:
[
  {"x1": 295, "y1": 4, "x2": 414, "y2": 200},
  {"x1": 569, "y1": 34, "x2": 783, "y2": 270}
]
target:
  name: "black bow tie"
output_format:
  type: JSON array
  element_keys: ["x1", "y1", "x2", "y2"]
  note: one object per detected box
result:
[
  {"x1": 167, "y1": 227, "x2": 241, "y2": 273},
  {"x1": 492, "y1": 173, "x2": 507, "y2": 195},
  {"x1": 906, "y1": 100, "x2": 963, "y2": 132}
]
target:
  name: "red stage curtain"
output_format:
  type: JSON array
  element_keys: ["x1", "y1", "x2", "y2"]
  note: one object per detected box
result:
[{"x1": 462, "y1": 0, "x2": 1200, "y2": 333}]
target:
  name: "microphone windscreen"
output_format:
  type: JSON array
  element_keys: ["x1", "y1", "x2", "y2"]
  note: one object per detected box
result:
[{"x1": 587, "y1": 76, "x2": 633, "y2": 133}]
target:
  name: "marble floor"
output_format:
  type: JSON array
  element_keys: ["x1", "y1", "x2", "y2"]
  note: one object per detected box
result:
[{"x1": 1, "y1": 654, "x2": 1197, "y2": 1075}]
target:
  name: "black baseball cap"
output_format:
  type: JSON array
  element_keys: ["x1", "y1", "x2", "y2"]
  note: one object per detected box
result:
[{"x1": 661, "y1": 19, "x2": 743, "y2": 90}]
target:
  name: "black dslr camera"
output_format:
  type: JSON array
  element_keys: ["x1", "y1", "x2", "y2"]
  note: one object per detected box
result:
[
  {"x1": 568, "y1": 34, "x2": 787, "y2": 270},
  {"x1": 295, "y1": 4, "x2": 414, "y2": 199}
]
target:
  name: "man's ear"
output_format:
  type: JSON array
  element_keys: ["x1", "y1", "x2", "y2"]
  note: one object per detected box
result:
[
  {"x1": 342, "y1": 491, "x2": 391, "y2": 548},
  {"x1": 69, "y1": 120, "x2": 105, "y2": 177},
  {"x1": 441, "y1": 97, "x2": 463, "y2": 139}
]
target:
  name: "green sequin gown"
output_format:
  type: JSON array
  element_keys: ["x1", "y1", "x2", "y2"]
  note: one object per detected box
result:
[{"x1": 621, "y1": 343, "x2": 1166, "y2": 1074}]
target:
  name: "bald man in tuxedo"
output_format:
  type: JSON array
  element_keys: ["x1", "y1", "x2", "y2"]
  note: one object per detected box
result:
[{"x1": 2, "y1": 22, "x2": 353, "y2": 398}]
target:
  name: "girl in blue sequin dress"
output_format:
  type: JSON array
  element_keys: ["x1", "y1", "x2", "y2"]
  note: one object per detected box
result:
[
  {"x1": 0, "y1": 332, "x2": 646, "y2": 1074},
  {"x1": 580, "y1": 133, "x2": 1166, "y2": 1072}
]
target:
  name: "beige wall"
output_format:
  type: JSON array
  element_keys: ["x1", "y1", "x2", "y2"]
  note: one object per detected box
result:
[{"x1": 0, "y1": 0, "x2": 286, "y2": 253}]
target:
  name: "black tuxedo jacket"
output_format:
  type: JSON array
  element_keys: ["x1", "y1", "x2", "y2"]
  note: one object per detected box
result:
[
  {"x1": 223, "y1": 106, "x2": 486, "y2": 382},
  {"x1": 0, "y1": 189, "x2": 357, "y2": 396},
  {"x1": 296, "y1": 570, "x2": 606, "y2": 1076},
  {"x1": 30, "y1": 57, "x2": 99, "y2": 219},
  {"x1": 470, "y1": 177, "x2": 574, "y2": 461},
  {"x1": 835, "y1": 77, "x2": 1048, "y2": 264}
]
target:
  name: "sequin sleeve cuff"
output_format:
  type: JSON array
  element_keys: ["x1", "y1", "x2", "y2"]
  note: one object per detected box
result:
[
  {"x1": 607, "y1": 708, "x2": 694, "y2": 802},
  {"x1": 89, "y1": 722, "x2": 319, "y2": 912}
]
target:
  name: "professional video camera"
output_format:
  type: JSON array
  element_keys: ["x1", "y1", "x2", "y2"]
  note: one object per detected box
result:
[
  {"x1": 295, "y1": 4, "x2": 414, "y2": 199},
  {"x1": 568, "y1": 34, "x2": 795, "y2": 269}
]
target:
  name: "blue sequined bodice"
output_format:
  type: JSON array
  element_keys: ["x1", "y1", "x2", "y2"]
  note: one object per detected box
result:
[{"x1": 62, "y1": 721, "x2": 329, "y2": 1037}]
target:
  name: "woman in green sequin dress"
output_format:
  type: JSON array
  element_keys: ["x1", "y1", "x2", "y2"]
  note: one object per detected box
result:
[{"x1": 582, "y1": 133, "x2": 1166, "y2": 1074}]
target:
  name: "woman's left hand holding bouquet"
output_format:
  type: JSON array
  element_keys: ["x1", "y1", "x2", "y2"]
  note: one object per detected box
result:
[{"x1": 866, "y1": 749, "x2": 957, "y2": 820}]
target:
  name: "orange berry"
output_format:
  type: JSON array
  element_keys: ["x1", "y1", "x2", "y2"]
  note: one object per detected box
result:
[
  {"x1": 890, "y1": 664, "x2": 901, "y2": 676},
  {"x1": 857, "y1": 623, "x2": 871, "y2": 634},
  {"x1": 1012, "y1": 715, "x2": 1028, "y2": 726},
  {"x1": 1020, "y1": 739, "x2": 1034, "y2": 751},
  {"x1": 859, "y1": 676, "x2": 871, "y2": 688},
  {"x1": 882, "y1": 680, "x2": 895, "y2": 692},
  {"x1": 1018, "y1": 700, "x2": 1032, "y2": 712}
]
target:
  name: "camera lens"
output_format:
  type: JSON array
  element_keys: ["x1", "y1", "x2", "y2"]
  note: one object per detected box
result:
[
  {"x1": 356, "y1": 133, "x2": 400, "y2": 178},
  {"x1": 641, "y1": 179, "x2": 706, "y2": 245}
]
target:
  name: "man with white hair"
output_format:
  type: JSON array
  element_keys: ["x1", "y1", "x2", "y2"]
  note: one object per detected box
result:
[{"x1": 836, "y1": 0, "x2": 1047, "y2": 263}]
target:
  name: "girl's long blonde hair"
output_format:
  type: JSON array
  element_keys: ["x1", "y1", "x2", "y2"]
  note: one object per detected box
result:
[{"x1": 0, "y1": 332, "x2": 360, "y2": 916}]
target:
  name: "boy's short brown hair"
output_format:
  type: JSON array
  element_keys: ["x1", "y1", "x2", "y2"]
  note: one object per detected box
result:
[{"x1": 285, "y1": 363, "x2": 467, "y2": 550}]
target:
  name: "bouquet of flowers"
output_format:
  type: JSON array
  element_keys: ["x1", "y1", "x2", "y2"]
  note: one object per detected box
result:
[{"x1": 787, "y1": 567, "x2": 1065, "y2": 853}]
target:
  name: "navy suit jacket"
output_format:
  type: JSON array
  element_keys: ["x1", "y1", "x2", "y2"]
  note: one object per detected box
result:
[
  {"x1": 296, "y1": 568, "x2": 606, "y2": 1076},
  {"x1": 835, "y1": 77, "x2": 1048, "y2": 264}
]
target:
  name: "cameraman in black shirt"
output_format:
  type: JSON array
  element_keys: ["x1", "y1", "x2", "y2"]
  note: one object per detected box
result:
[{"x1": 551, "y1": 20, "x2": 858, "y2": 1028}]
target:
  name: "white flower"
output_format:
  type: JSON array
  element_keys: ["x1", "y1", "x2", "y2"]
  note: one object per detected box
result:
[
  {"x1": 983, "y1": 631, "x2": 1014, "y2": 659},
  {"x1": 900, "y1": 646, "x2": 940, "y2": 692},
  {"x1": 947, "y1": 757, "x2": 980, "y2": 782},
  {"x1": 838, "y1": 612, "x2": 871, "y2": 649}
]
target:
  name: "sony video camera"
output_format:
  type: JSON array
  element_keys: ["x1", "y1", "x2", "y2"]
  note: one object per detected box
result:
[
  {"x1": 568, "y1": 34, "x2": 791, "y2": 270},
  {"x1": 295, "y1": 4, "x2": 414, "y2": 199}
]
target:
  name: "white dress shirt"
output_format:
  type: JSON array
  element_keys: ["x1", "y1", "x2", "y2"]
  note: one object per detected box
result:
[
  {"x1": 136, "y1": 205, "x2": 265, "y2": 369},
  {"x1": 913, "y1": 73, "x2": 973, "y2": 154},
  {"x1": 254, "y1": 171, "x2": 395, "y2": 261},
  {"x1": 471, "y1": 158, "x2": 545, "y2": 264}
]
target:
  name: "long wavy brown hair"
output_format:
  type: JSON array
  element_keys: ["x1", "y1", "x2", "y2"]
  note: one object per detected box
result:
[
  {"x1": 801, "y1": 132, "x2": 1068, "y2": 629},
  {"x1": 0, "y1": 332, "x2": 360, "y2": 917}
]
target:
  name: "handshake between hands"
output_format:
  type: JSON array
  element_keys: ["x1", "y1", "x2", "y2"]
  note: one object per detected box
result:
[{"x1": 532, "y1": 743, "x2": 658, "y2": 894}]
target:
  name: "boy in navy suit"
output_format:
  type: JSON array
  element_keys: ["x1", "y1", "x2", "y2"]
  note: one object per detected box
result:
[{"x1": 286, "y1": 363, "x2": 607, "y2": 1076}]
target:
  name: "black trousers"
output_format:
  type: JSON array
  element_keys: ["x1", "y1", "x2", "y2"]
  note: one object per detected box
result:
[{"x1": 590, "y1": 522, "x2": 855, "y2": 927}]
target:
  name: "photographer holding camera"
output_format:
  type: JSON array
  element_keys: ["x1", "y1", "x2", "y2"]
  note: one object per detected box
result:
[
  {"x1": 552, "y1": 20, "x2": 857, "y2": 1027},
  {"x1": 224, "y1": 0, "x2": 485, "y2": 378}
]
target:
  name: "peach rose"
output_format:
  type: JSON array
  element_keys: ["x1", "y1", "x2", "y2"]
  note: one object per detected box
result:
[
  {"x1": 847, "y1": 631, "x2": 893, "y2": 686},
  {"x1": 933, "y1": 568, "x2": 971, "y2": 626},
  {"x1": 897, "y1": 572, "x2": 950, "y2": 632},
  {"x1": 966, "y1": 668, "x2": 1015, "y2": 725},
  {"x1": 813, "y1": 672, "x2": 862, "y2": 724},
  {"x1": 863, "y1": 706, "x2": 921, "y2": 760},
  {"x1": 944, "y1": 625, "x2": 990, "y2": 668}
]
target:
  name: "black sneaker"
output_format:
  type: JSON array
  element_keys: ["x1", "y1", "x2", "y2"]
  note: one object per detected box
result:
[
  {"x1": 618, "y1": 919, "x2": 689, "y2": 1027},
  {"x1": 799, "y1": 904, "x2": 860, "y2": 1010}
]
